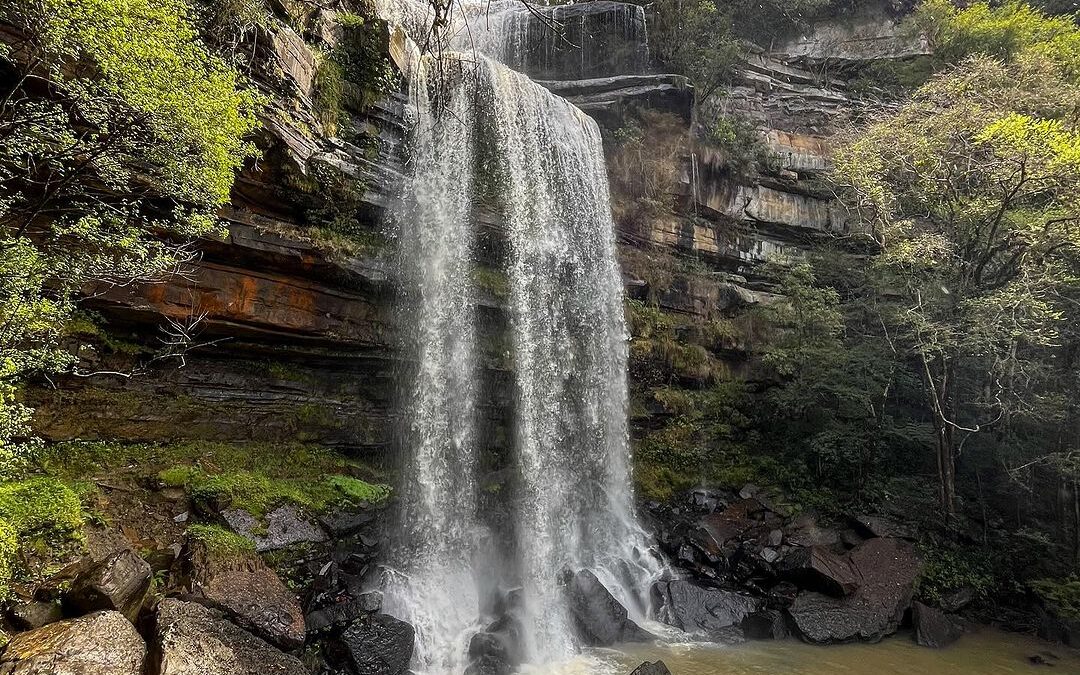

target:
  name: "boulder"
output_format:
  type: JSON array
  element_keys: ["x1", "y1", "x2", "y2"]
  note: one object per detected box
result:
[
  {"x1": 787, "y1": 538, "x2": 920, "y2": 644},
  {"x1": 465, "y1": 614, "x2": 524, "y2": 675},
  {"x1": 306, "y1": 599, "x2": 370, "y2": 634},
  {"x1": 153, "y1": 598, "x2": 306, "y2": 675},
  {"x1": 562, "y1": 569, "x2": 651, "y2": 646},
  {"x1": 628, "y1": 661, "x2": 672, "y2": 675},
  {"x1": 912, "y1": 601, "x2": 963, "y2": 648},
  {"x1": 65, "y1": 549, "x2": 151, "y2": 622},
  {"x1": 0, "y1": 611, "x2": 144, "y2": 674},
  {"x1": 221, "y1": 505, "x2": 327, "y2": 552},
  {"x1": 7, "y1": 601, "x2": 63, "y2": 631},
  {"x1": 332, "y1": 614, "x2": 414, "y2": 675},
  {"x1": 652, "y1": 580, "x2": 761, "y2": 639},
  {"x1": 180, "y1": 538, "x2": 305, "y2": 649},
  {"x1": 778, "y1": 546, "x2": 859, "y2": 597},
  {"x1": 700, "y1": 500, "x2": 761, "y2": 545}
]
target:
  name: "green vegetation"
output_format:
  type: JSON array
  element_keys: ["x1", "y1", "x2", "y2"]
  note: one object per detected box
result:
[
  {"x1": 0, "y1": 0, "x2": 260, "y2": 461},
  {"x1": 186, "y1": 523, "x2": 257, "y2": 556},
  {"x1": 0, "y1": 477, "x2": 84, "y2": 598},
  {"x1": 163, "y1": 466, "x2": 390, "y2": 517},
  {"x1": 705, "y1": 113, "x2": 781, "y2": 176},
  {"x1": 313, "y1": 9, "x2": 397, "y2": 135},
  {"x1": 832, "y1": 10, "x2": 1080, "y2": 516},
  {"x1": 1032, "y1": 577, "x2": 1080, "y2": 619}
]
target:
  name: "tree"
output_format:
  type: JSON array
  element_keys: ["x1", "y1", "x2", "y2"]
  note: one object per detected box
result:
[
  {"x1": 0, "y1": 0, "x2": 260, "y2": 462},
  {"x1": 832, "y1": 49, "x2": 1080, "y2": 518}
]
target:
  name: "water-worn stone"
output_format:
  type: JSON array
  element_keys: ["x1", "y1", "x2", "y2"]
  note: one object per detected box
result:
[
  {"x1": 787, "y1": 538, "x2": 920, "y2": 644},
  {"x1": 333, "y1": 613, "x2": 414, "y2": 675},
  {"x1": 181, "y1": 538, "x2": 305, "y2": 649},
  {"x1": 562, "y1": 569, "x2": 651, "y2": 646},
  {"x1": 628, "y1": 661, "x2": 672, "y2": 675},
  {"x1": 221, "y1": 505, "x2": 328, "y2": 552},
  {"x1": 778, "y1": 546, "x2": 859, "y2": 597},
  {"x1": 912, "y1": 601, "x2": 963, "y2": 648},
  {"x1": 652, "y1": 580, "x2": 761, "y2": 639},
  {"x1": 153, "y1": 598, "x2": 306, "y2": 675},
  {"x1": 7, "y1": 601, "x2": 63, "y2": 631},
  {"x1": 65, "y1": 549, "x2": 151, "y2": 622},
  {"x1": 0, "y1": 610, "x2": 144, "y2": 674}
]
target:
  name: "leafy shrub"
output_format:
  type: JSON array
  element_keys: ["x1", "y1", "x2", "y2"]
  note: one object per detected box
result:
[
  {"x1": 916, "y1": 542, "x2": 996, "y2": 606},
  {"x1": 1031, "y1": 577, "x2": 1080, "y2": 619}
]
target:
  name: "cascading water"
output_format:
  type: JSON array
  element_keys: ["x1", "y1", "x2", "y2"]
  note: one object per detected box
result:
[
  {"x1": 383, "y1": 48, "x2": 487, "y2": 674},
  {"x1": 381, "y1": 2, "x2": 664, "y2": 672}
]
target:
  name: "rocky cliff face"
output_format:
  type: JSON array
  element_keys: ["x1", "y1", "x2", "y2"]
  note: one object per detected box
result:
[{"x1": 26, "y1": 0, "x2": 926, "y2": 466}]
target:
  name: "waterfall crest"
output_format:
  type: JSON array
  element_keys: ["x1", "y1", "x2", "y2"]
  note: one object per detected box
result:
[{"x1": 380, "y1": 2, "x2": 663, "y2": 672}]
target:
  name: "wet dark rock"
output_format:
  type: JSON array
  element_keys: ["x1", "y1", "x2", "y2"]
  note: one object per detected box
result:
[
  {"x1": 65, "y1": 549, "x2": 151, "y2": 623},
  {"x1": 653, "y1": 580, "x2": 761, "y2": 640},
  {"x1": 778, "y1": 546, "x2": 859, "y2": 597},
  {"x1": 839, "y1": 529, "x2": 865, "y2": 550},
  {"x1": 318, "y1": 507, "x2": 376, "y2": 538},
  {"x1": 912, "y1": 601, "x2": 963, "y2": 648},
  {"x1": 179, "y1": 538, "x2": 305, "y2": 649},
  {"x1": 742, "y1": 609, "x2": 790, "y2": 640},
  {"x1": 628, "y1": 660, "x2": 672, "y2": 675},
  {"x1": 700, "y1": 500, "x2": 760, "y2": 545},
  {"x1": 849, "y1": 515, "x2": 915, "y2": 541},
  {"x1": 688, "y1": 489, "x2": 726, "y2": 513},
  {"x1": 332, "y1": 613, "x2": 414, "y2": 675},
  {"x1": 787, "y1": 538, "x2": 920, "y2": 644},
  {"x1": 0, "y1": 610, "x2": 144, "y2": 674},
  {"x1": 768, "y1": 529, "x2": 784, "y2": 548},
  {"x1": 153, "y1": 598, "x2": 306, "y2": 675},
  {"x1": 562, "y1": 569, "x2": 652, "y2": 646},
  {"x1": 306, "y1": 599, "x2": 371, "y2": 634},
  {"x1": 466, "y1": 614, "x2": 525, "y2": 675},
  {"x1": 7, "y1": 601, "x2": 63, "y2": 631},
  {"x1": 221, "y1": 505, "x2": 328, "y2": 552}
]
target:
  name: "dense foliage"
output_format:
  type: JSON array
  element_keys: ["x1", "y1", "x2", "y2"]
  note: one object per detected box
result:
[{"x1": 0, "y1": 0, "x2": 261, "y2": 594}]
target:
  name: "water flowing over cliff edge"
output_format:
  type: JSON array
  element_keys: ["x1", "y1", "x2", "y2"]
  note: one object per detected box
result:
[{"x1": 380, "y1": 2, "x2": 662, "y2": 672}]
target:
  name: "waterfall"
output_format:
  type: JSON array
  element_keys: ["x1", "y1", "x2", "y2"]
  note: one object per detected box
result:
[
  {"x1": 383, "y1": 50, "x2": 486, "y2": 674},
  {"x1": 380, "y1": 2, "x2": 663, "y2": 672}
]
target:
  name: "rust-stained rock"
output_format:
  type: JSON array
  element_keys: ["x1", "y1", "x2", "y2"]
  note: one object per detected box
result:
[
  {"x1": 788, "y1": 538, "x2": 921, "y2": 643},
  {"x1": 0, "y1": 611, "x2": 145, "y2": 675}
]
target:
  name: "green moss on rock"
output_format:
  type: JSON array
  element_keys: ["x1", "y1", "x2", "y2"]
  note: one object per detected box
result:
[{"x1": 186, "y1": 523, "x2": 256, "y2": 556}]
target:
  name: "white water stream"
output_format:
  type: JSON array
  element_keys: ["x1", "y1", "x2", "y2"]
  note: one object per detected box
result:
[{"x1": 381, "y1": 2, "x2": 663, "y2": 672}]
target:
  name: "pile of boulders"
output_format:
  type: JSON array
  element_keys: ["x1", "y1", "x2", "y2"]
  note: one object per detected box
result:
[
  {"x1": 645, "y1": 485, "x2": 969, "y2": 648},
  {"x1": 0, "y1": 500, "x2": 414, "y2": 675}
]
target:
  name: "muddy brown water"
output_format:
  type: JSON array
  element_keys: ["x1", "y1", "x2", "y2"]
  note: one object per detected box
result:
[
  {"x1": 524, "y1": 628, "x2": 1080, "y2": 675},
  {"x1": 611, "y1": 629, "x2": 1080, "y2": 675}
]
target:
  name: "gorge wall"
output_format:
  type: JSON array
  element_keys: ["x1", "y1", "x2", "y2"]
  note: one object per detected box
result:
[{"x1": 24, "y1": 0, "x2": 927, "y2": 479}]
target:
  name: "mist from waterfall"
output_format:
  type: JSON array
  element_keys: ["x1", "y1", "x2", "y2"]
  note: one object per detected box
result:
[{"x1": 380, "y1": 1, "x2": 663, "y2": 671}]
